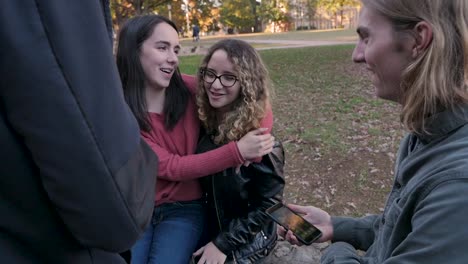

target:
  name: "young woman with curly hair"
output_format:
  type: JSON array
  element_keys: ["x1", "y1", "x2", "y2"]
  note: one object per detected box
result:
[
  {"x1": 196, "y1": 39, "x2": 272, "y2": 147},
  {"x1": 193, "y1": 39, "x2": 285, "y2": 264}
]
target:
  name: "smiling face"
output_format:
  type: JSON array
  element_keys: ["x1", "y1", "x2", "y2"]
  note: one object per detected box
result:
[
  {"x1": 352, "y1": 6, "x2": 415, "y2": 103},
  {"x1": 204, "y1": 49, "x2": 242, "y2": 113},
  {"x1": 139, "y1": 22, "x2": 180, "y2": 92}
]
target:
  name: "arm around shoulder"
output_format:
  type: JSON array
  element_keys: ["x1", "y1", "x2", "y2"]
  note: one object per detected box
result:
[{"x1": 143, "y1": 134, "x2": 244, "y2": 181}]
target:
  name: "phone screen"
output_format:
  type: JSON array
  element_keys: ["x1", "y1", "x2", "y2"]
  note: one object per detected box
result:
[{"x1": 267, "y1": 204, "x2": 322, "y2": 244}]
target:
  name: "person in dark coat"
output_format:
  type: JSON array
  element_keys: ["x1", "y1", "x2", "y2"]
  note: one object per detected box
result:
[
  {"x1": 193, "y1": 24, "x2": 200, "y2": 42},
  {"x1": 0, "y1": 0, "x2": 159, "y2": 263}
]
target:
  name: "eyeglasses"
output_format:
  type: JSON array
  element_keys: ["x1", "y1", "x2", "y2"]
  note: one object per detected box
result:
[{"x1": 200, "y1": 68, "x2": 238, "y2": 87}]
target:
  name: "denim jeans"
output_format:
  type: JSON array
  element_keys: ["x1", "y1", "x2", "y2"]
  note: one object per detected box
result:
[{"x1": 131, "y1": 200, "x2": 205, "y2": 264}]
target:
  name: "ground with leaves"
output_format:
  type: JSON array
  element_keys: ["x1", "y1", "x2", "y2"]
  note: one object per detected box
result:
[
  {"x1": 177, "y1": 33, "x2": 408, "y2": 263},
  {"x1": 260, "y1": 45, "x2": 404, "y2": 217},
  {"x1": 179, "y1": 41, "x2": 405, "y2": 218}
]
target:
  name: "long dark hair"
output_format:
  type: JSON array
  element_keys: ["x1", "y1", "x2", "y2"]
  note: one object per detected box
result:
[{"x1": 116, "y1": 15, "x2": 190, "y2": 132}]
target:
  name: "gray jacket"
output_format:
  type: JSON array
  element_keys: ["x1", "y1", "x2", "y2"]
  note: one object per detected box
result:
[
  {"x1": 331, "y1": 104, "x2": 468, "y2": 263},
  {"x1": 0, "y1": 0, "x2": 158, "y2": 263}
]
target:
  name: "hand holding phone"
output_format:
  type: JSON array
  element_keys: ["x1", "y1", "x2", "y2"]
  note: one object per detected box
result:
[{"x1": 266, "y1": 202, "x2": 323, "y2": 245}]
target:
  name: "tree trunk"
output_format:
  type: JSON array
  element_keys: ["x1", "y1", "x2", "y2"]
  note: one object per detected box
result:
[
  {"x1": 340, "y1": 9, "x2": 343, "y2": 27},
  {"x1": 135, "y1": 0, "x2": 143, "y2": 15}
]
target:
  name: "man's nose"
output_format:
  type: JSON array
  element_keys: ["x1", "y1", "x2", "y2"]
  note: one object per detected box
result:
[{"x1": 352, "y1": 41, "x2": 365, "y2": 63}]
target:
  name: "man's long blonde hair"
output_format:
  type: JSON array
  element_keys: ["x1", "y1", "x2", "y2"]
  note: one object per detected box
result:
[
  {"x1": 196, "y1": 39, "x2": 271, "y2": 145},
  {"x1": 362, "y1": 0, "x2": 468, "y2": 133}
]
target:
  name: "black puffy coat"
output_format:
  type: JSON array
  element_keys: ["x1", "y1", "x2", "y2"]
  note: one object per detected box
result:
[
  {"x1": 0, "y1": 0, "x2": 158, "y2": 263},
  {"x1": 197, "y1": 135, "x2": 285, "y2": 263}
]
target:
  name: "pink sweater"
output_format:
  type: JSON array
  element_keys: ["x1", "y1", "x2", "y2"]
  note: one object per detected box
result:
[{"x1": 142, "y1": 75, "x2": 273, "y2": 206}]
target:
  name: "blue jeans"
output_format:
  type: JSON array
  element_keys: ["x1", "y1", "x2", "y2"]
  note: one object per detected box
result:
[{"x1": 131, "y1": 200, "x2": 205, "y2": 264}]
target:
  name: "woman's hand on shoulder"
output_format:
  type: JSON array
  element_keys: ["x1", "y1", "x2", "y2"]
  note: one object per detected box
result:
[{"x1": 237, "y1": 128, "x2": 274, "y2": 161}]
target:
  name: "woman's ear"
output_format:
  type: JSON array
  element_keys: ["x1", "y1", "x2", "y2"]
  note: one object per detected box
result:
[{"x1": 411, "y1": 21, "x2": 433, "y2": 58}]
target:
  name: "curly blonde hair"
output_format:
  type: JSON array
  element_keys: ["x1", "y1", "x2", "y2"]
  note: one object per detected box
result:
[
  {"x1": 362, "y1": 0, "x2": 468, "y2": 133},
  {"x1": 196, "y1": 39, "x2": 272, "y2": 145}
]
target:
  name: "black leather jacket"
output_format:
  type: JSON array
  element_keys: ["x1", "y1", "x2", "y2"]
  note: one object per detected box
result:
[{"x1": 197, "y1": 135, "x2": 285, "y2": 263}]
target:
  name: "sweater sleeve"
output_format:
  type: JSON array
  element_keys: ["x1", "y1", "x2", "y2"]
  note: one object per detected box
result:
[
  {"x1": 250, "y1": 104, "x2": 274, "y2": 163},
  {"x1": 141, "y1": 134, "x2": 245, "y2": 181},
  {"x1": 260, "y1": 103, "x2": 274, "y2": 134}
]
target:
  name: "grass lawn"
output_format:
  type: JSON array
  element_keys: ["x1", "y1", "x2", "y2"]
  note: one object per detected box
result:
[
  {"x1": 180, "y1": 28, "x2": 357, "y2": 43},
  {"x1": 179, "y1": 29, "x2": 358, "y2": 51},
  {"x1": 179, "y1": 45, "x2": 404, "y2": 217}
]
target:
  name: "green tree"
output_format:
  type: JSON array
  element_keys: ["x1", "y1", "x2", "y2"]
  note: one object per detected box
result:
[
  {"x1": 188, "y1": 0, "x2": 216, "y2": 33},
  {"x1": 220, "y1": 0, "x2": 256, "y2": 33},
  {"x1": 259, "y1": 0, "x2": 290, "y2": 32},
  {"x1": 220, "y1": 0, "x2": 292, "y2": 33},
  {"x1": 317, "y1": 0, "x2": 359, "y2": 27},
  {"x1": 305, "y1": 0, "x2": 318, "y2": 28},
  {"x1": 158, "y1": 0, "x2": 187, "y2": 33},
  {"x1": 111, "y1": 0, "x2": 171, "y2": 30},
  {"x1": 291, "y1": 0, "x2": 313, "y2": 30}
]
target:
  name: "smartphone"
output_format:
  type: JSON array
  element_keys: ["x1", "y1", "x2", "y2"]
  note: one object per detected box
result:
[{"x1": 266, "y1": 202, "x2": 322, "y2": 245}]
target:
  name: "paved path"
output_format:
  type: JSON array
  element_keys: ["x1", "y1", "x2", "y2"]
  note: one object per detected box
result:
[
  {"x1": 180, "y1": 39, "x2": 355, "y2": 55},
  {"x1": 248, "y1": 39, "x2": 355, "y2": 50}
]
